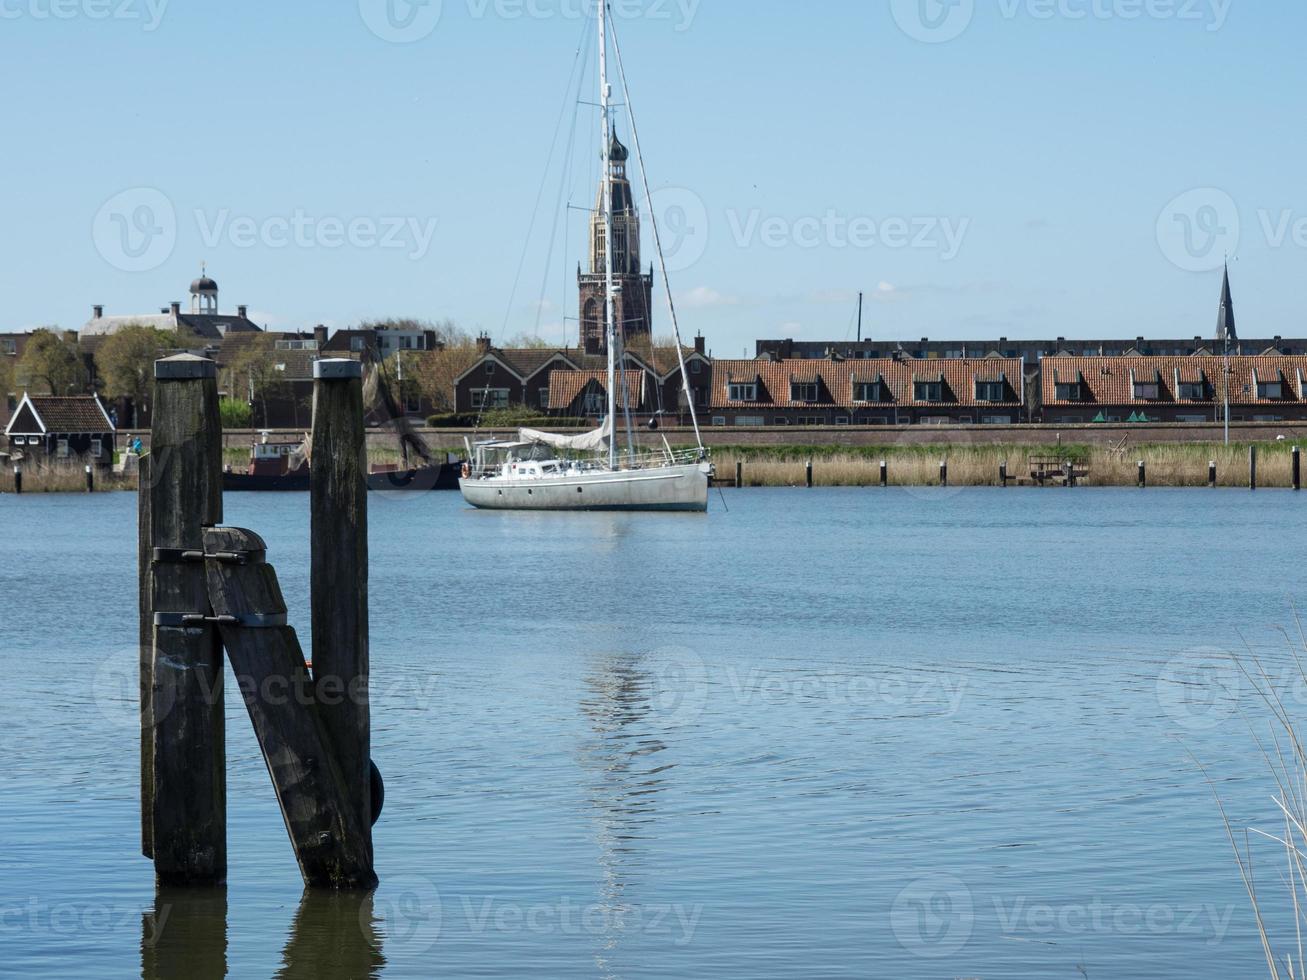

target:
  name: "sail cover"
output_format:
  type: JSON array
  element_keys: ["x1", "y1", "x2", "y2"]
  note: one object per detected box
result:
[{"x1": 519, "y1": 418, "x2": 612, "y2": 452}]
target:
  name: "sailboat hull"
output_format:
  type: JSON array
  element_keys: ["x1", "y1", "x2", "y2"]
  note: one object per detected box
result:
[{"x1": 460, "y1": 462, "x2": 711, "y2": 512}]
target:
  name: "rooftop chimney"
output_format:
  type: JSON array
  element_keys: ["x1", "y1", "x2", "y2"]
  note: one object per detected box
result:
[
  {"x1": 170, "y1": 301, "x2": 181, "y2": 317},
  {"x1": 92, "y1": 305, "x2": 103, "y2": 319},
  {"x1": 476, "y1": 333, "x2": 492, "y2": 355},
  {"x1": 237, "y1": 305, "x2": 248, "y2": 319},
  {"x1": 694, "y1": 334, "x2": 705, "y2": 355},
  {"x1": 314, "y1": 325, "x2": 328, "y2": 346}
]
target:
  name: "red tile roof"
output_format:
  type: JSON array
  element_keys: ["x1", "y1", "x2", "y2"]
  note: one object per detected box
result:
[
  {"x1": 708, "y1": 357, "x2": 1024, "y2": 409},
  {"x1": 547, "y1": 369, "x2": 645, "y2": 411},
  {"x1": 1042, "y1": 356, "x2": 1307, "y2": 406}
]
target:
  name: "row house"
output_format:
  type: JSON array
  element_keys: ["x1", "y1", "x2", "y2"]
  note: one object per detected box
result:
[
  {"x1": 706, "y1": 356, "x2": 1026, "y2": 426},
  {"x1": 1041, "y1": 356, "x2": 1307, "y2": 423},
  {"x1": 451, "y1": 336, "x2": 713, "y2": 422}
]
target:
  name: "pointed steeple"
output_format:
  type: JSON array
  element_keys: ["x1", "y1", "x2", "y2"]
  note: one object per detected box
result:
[{"x1": 1216, "y1": 262, "x2": 1238, "y2": 347}]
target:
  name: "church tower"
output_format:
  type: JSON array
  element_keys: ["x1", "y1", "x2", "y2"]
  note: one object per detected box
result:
[{"x1": 578, "y1": 131, "x2": 654, "y2": 355}]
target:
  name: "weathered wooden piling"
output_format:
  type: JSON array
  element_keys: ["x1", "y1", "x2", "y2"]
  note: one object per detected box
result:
[
  {"x1": 735, "y1": 460, "x2": 743, "y2": 489},
  {"x1": 999, "y1": 461, "x2": 1008, "y2": 488},
  {"x1": 939, "y1": 460, "x2": 948, "y2": 487},
  {"x1": 13, "y1": 465, "x2": 20, "y2": 494},
  {"x1": 147, "y1": 354, "x2": 226, "y2": 886},
  {"x1": 139, "y1": 454, "x2": 154, "y2": 860},
  {"x1": 806, "y1": 459, "x2": 813, "y2": 488},
  {"x1": 309, "y1": 359, "x2": 373, "y2": 865},
  {"x1": 1294, "y1": 447, "x2": 1301, "y2": 492},
  {"x1": 85, "y1": 464, "x2": 94, "y2": 493},
  {"x1": 879, "y1": 460, "x2": 887, "y2": 488},
  {"x1": 1209, "y1": 460, "x2": 1217, "y2": 488},
  {"x1": 1138, "y1": 460, "x2": 1146, "y2": 489},
  {"x1": 1249, "y1": 446, "x2": 1258, "y2": 491}
]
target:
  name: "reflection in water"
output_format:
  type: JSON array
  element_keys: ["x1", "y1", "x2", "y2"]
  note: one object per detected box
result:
[
  {"x1": 276, "y1": 890, "x2": 386, "y2": 980},
  {"x1": 142, "y1": 887, "x2": 227, "y2": 980},
  {"x1": 140, "y1": 887, "x2": 385, "y2": 980},
  {"x1": 577, "y1": 651, "x2": 674, "y2": 977}
]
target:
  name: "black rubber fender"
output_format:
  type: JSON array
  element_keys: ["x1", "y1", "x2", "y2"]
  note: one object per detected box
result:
[{"x1": 370, "y1": 760, "x2": 384, "y2": 826}]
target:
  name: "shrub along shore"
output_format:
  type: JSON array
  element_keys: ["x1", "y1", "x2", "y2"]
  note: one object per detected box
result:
[{"x1": 1, "y1": 441, "x2": 1301, "y2": 492}]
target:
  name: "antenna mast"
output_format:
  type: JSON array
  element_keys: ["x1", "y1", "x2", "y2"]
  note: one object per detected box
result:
[{"x1": 598, "y1": 0, "x2": 618, "y2": 469}]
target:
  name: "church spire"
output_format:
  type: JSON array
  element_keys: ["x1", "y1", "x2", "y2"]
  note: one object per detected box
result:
[{"x1": 1216, "y1": 261, "x2": 1238, "y2": 348}]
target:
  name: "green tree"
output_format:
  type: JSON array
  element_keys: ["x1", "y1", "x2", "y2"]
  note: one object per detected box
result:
[
  {"x1": 0, "y1": 353, "x2": 14, "y2": 403},
  {"x1": 223, "y1": 333, "x2": 290, "y2": 428},
  {"x1": 94, "y1": 323, "x2": 180, "y2": 427},
  {"x1": 17, "y1": 328, "x2": 80, "y2": 395},
  {"x1": 219, "y1": 397, "x2": 252, "y2": 429}
]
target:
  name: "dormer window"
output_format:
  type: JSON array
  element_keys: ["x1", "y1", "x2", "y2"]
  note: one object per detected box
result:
[
  {"x1": 791, "y1": 382, "x2": 818, "y2": 403},
  {"x1": 975, "y1": 378, "x2": 1006, "y2": 402},
  {"x1": 914, "y1": 381, "x2": 943, "y2": 403},
  {"x1": 854, "y1": 381, "x2": 884, "y2": 403},
  {"x1": 1054, "y1": 382, "x2": 1081, "y2": 401},
  {"x1": 1178, "y1": 382, "x2": 1205, "y2": 400},
  {"x1": 1259, "y1": 380, "x2": 1283, "y2": 399},
  {"x1": 1133, "y1": 381, "x2": 1160, "y2": 399},
  {"x1": 728, "y1": 382, "x2": 757, "y2": 402},
  {"x1": 1131, "y1": 369, "x2": 1161, "y2": 400}
]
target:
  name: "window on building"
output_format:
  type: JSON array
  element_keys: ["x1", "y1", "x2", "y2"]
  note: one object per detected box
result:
[
  {"x1": 791, "y1": 382, "x2": 818, "y2": 402},
  {"x1": 539, "y1": 388, "x2": 550, "y2": 409},
  {"x1": 1, "y1": 339, "x2": 15, "y2": 355},
  {"x1": 945, "y1": 350, "x2": 963, "y2": 359},
  {"x1": 56, "y1": 438, "x2": 69, "y2": 457},
  {"x1": 981, "y1": 415, "x2": 1012, "y2": 425},
  {"x1": 350, "y1": 337, "x2": 365, "y2": 352},
  {"x1": 690, "y1": 360, "x2": 701, "y2": 374},
  {"x1": 728, "y1": 383, "x2": 757, "y2": 402},
  {"x1": 735, "y1": 416, "x2": 765, "y2": 427},
  {"x1": 854, "y1": 382, "x2": 883, "y2": 402},
  {"x1": 1133, "y1": 381, "x2": 1160, "y2": 399},
  {"x1": 471, "y1": 389, "x2": 510, "y2": 410},
  {"x1": 485, "y1": 362, "x2": 496, "y2": 376},
  {"x1": 914, "y1": 381, "x2": 943, "y2": 402},
  {"x1": 712, "y1": 416, "x2": 727, "y2": 427},
  {"x1": 90, "y1": 437, "x2": 103, "y2": 455},
  {"x1": 975, "y1": 381, "x2": 1006, "y2": 402},
  {"x1": 1055, "y1": 383, "x2": 1081, "y2": 402},
  {"x1": 1259, "y1": 382, "x2": 1283, "y2": 399},
  {"x1": 405, "y1": 396, "x2": 421, "y2": 414},
  {"x1": 582, "y1": 392, "x2": 605, "y2": 414},
  {"x1": 1178, "y1": 383, "x2": 1205, "y2": 400},
  {"x1": 834, "y1": 417, "x2": 850, "y2": 425},
  {"x1": 401, "y1": 337, "x2": 414, "y2": 350}
]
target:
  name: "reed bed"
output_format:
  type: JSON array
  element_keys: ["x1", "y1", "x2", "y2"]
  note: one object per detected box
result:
[
  {"x1": 0, "y1": 464, "x2": 135, "y2": 493},
  {"x1": 713, "y1": 443, "x2": 1303, "y2": 489}
]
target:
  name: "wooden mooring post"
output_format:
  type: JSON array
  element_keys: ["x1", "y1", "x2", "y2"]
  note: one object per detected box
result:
[
  {"x1": 310, "y1": 359, "x2": 374, "y2": 867},
  {"x1": 806, "y1": 459, "x2": 813, "y2": 488},
  {"x1": 879, "y1": 460, "x2": 887, "y2": 488},
  {"x1": 85, "y1": 464, "x2": 93, "y2": 493},
  {"x1": 1294, "y1": 447, "x2": 1301, "y2": 492},
  {"x1": 736, "y1": 460, "x2": 743, "y2": 489},
  {"x1": 146, "y1": 354, "x2": 227, "y2": 886},
  {"x1": 12, "y1": 465, "x2": 20, "y2": 494},
  {"x1": 1138, "y1": 460, "x2": 1146, "y2": 489},
  {"x1": 999, "y1": 461, "x2": 1008, "y2": 488},
  {"x1": 939, "y1": 460, "x2": 948, "y2": 487},
  {"x1": 1209, "y1": 460, "x2": 1217, "y2": 488},
  {"x1": 140, "y1": 354, "x2": 378, "y2": 891},
  {"x1": 1249, "y1": 446, "x2": 1258, "y2": 491}
]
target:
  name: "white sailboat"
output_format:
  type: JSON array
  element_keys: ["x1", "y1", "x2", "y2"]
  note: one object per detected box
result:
[{"x1": 460, "y1": 0, "x2": 712, "y2": 513}]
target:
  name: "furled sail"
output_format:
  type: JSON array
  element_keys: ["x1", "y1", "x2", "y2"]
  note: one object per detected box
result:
[{"x1": 518, "y1": 418, "x2": 613, "y2": 452}]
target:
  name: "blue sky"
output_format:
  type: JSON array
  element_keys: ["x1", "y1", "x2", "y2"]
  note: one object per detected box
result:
[{"x1": 0, "y1": 0, "x2": 1302, "y2": 354}]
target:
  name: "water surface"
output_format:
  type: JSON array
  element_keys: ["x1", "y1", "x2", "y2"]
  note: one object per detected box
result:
[{"x1": 0, "y1": 488, "x2": 1302, "y2": 978}]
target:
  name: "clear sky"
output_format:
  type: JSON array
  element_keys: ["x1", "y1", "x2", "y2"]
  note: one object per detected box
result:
[{"x1": 1, "y1": 0, "x2": 1302, "y2": 354}]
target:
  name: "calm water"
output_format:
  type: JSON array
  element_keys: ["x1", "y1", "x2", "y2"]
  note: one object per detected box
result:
[{"x1": 1, "y1": 487, "x2": 1305, "y2": 979}]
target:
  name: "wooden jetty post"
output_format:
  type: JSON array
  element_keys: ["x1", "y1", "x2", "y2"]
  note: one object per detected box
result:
[
  {"x1": 1249, "y1": 446, "x2": 1258, "y2": 491},
  {"x1": 1209, "y1": 460, "x2": 1217, "y2": 488},
  {"x1": 12, "y1": 465, "x2": 20, "y2": 494},
  {"x1": 879, "y1": 460, "x2": 887, "y2": 488},
  {"x1": 147, "y1": 354, "x2": 226, "y2": 886},
  {"x1": 806, "y1": 459, "x2": 813, "y2": 488},
  {"x1": 85, "y1": 464, "x2": 94, "y2": 493},
  {"x1": 999, "y1": 461, "x2": 1008, "y2": 488},
  {"x1": 310, "y1": 359, "x2": 374, "y2": 864},
  {"x1": 1294, "y1": 447, "x2": 1301, "y2": 492},
  {"x1": 139, "y1": 454, "x2": 154, "y2": 859},
  {"x1": 1137, "y1": 460, "x2": 1146, "y2": 489},
  {"x1": 939, "y1": 460, "x2": 948, "y2": 487},
  {"x1": 735, "y1": 460, "x2": 743, "y2": 489}
]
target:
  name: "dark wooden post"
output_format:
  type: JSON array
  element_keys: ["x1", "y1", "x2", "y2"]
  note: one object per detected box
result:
[
  {"x1": 12, "y1": 465, "x2": 20, "y2": 494},
  {"x1": 1294, "y1": 447, "x2": 1301, "y2": 491},
  {"x1": 1249, "y1": 446, "x2": 1258, "y2": 491},
  {"x1": 310, "y1": 359, "x2": 372, "y2": 863},
  {"x1": 939, "y1": 460, "x2": 948, "y2": 487},
  {"x1": 139, "y1": 455, "x2": 154, "y2": 860},
  {"x1": 1209, "y1": 460, "x2": 1217, "y2": 488},
  {"x1": 879, "y1": 460, "x2": 887, "y2": 488},
  {"x1": 735, "y1": 460, "x2": 743, "y2": 488},
  {"x1": 149, "y1": 354, "x2": 226, "y2": 885},
  {"x1": 806, "y1": 459, "x2": 813, "y2": 488},
  {"x1": 999, "y1": 461, "x2": 1008, "y2": 488},
  {"x1": 1138, "y1": 460, "x2": 1146, "y2": 489},
  {"x1": 85, "y1": 464, "x2": 94, "y2": 493}
]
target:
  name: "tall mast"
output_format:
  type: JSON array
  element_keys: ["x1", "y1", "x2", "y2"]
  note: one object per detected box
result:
[
  {"x1": 857, "y1": 291, "x2": 864, "y2": 344},
  {"x1": 598, "y1": 0, "x2": 618, "y2": 470}
]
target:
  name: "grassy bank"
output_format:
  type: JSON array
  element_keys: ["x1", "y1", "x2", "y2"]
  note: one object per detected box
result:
[
  {"x1": 0, "y1": 465, "x2": 137, "y2": 493},
  {"x1": 713, "y1": 442, "x2": 1302, "y2": 488}
]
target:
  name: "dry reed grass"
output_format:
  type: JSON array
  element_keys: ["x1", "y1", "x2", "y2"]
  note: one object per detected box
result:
[
  {"x1": 714, "y1": 443, "x2": 1302, "y2": 489},
  {"x1": 0, "y1": 463, "x2": 134, "y2": 493}
]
